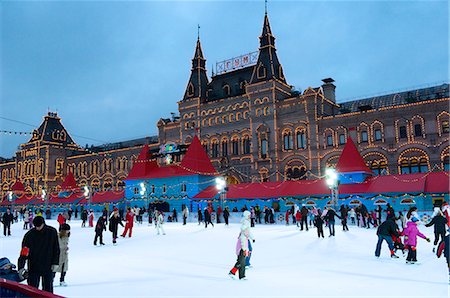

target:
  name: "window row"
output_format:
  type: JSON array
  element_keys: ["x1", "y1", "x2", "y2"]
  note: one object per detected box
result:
[
  {"x1": 283, "y1": 130, "x2": 307, "y2": 151},
  {"x1": 133, "y1": 183, "x2": 187, "y2": 195},
  {"x1": 205, "y1": 137, "x2": 252, "y2": 158}
]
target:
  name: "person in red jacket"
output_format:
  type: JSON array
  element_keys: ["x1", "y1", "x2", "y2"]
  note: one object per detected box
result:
[
  {"x1": 57, "y1": 213, "x2": 66, "y2": 231},
  {"x1": 295, "y1": 210, "x2": 302, "y2": 228},
  {"x1": 88, "y1": 210, "x2": 95, "y2": 227},
  {"x1": 121, "y1": 207, "x2": 135, "y2": 238},
  {"x1": 285, "y1": 210, "x2": 290, "y2": 225}
]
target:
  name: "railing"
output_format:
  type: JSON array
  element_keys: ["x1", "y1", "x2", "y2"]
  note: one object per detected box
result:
[{"x1": 0, "y1": 279, "x2": 64, "y2": 298}]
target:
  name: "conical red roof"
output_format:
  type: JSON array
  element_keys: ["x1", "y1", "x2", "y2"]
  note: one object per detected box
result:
[
  {"x1": 61, "y1": 172, "x2": 78, "y2": 190},
  {"x1": 11, "y1": 180, "x2": 25, "y2": 192},
  {"x1": 336, "y1": 137, "x2": 372, "y2": 174},
  {"x1": 180, "y1": 135, "x2": 217, "y2": 175},
  {"x1": 127, "y1": 144, "x2": 159, "y2": 179}
]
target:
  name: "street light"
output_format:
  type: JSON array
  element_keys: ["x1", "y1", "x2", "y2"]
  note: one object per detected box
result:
[
  {"x1": 325, "y1": 168, "x2": 339, "y2": 210},
  {"x1": 139, "y1": 182, "x2": 147, "y2": 208},
  {"x1": 8, "y1": 191, "x2": 13, "y2": 212},
  {"x1": 215, "y1": 177, "x2": 227, "y2": 210},
  {"x1": 41, "y1": 188, "x2": 48, "y2": 210},
  {"x1": 83, "y1": 186, "x2": 90, "y2": 210}
]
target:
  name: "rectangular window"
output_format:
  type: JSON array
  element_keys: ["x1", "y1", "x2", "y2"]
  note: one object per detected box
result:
[
  {"x1": 261, "y1": 139, "x2": 268, "y2": 159},
  {"x1": 162, "y1": 184, "x2": 167, "y2": 193},
  {"x1": 283, "y1": 135, "x2": 293, "y2": 150},
  {"x1": 361, "y1": 131, "x2": 368, "y2": 142},
  {"x1": 181, "y1": 183, "x2": 186, "y2": 192},
  {"x1": 414, "y1": 124, "x2": 422, "y2": 137},
  {"x1": 151, "y1": 185, "x2": 155, "y2": 194},
  {"x1": 399, "y1": 126, "x2": 407, "y2": 139},
  {"x1": 326, "y1": 135, "x2": 333, "y2": 146},
  {"x1": 339, "y1": 134, "x2": 346, "y2": 145},
  {"x1": 374, "y1": 129, "x2": 382, "y2": 141}
]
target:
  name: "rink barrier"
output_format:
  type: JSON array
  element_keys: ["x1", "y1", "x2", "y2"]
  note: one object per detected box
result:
[{"x1": 0, "y1": 279, "x2": 64, "y2": 298}]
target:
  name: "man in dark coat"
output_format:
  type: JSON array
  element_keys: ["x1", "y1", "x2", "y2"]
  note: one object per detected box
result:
[
  {"x1": 324, "y1": 208, "x2": 341, "y2": 236},
  {"x1": 375, "y1": 218, "x2": 399, "y2": 258},
  {"x1": 94, "y1": 215, "x2": 107, "y2": 246},
  {"x1": 109, "y1": 208, "x2": 124, "y2": 244},
  {"x1": 2, "y1": 209, "x2": 14, "y2": 236},
  {"x1": 204, "y1": 208, "x2": 214, "y2": 228},
  {"x1": 300, "y1": 206, "x2": 309, "y2": 231},
  {"x1": 17, "y1": 216, "x2": 60, "y2": 293},
  {"x1": 385, "y1": 203, "x2": 396, "y2": 220},
  {"x1": 223, "y1": 207, "x2": 230, "y2": 225}
]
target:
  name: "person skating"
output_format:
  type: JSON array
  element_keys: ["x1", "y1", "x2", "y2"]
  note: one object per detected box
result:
[
  {"x1": 172, "y1": 208, "x2": 178, "y2": 223},
  {"x1": 223, "y1": 207, "x2": 230, "y2": 225},
  {"x1": 436, "y1": 234, "x2": 449, "y2": 283},
  {"x1": 324, "y1": 207, "x2": 341, "y2": 237},
  {"x1": 295, "y1": 210, "x2": 301, "y2": 228},
  {"x1": 121, "y1": 207, "x2": 135, "y2": 238},
  {"x1": 204, "y1": 207, "x2": 214, "y2": 228},
  {"x1": 425, "y1": 210, "x2": 447, "y2": 252},
  {"x1": 81, "y1": 209, "x2": 88, "y2": 227},
  {"x1": 375, "y1": 218, "x2": 400, "y2": 258},
  {"x1": 197, "y1": 208, "x2": 203, "y2": 225},
  {"x1": 17, "y1": 216, "x2": 60, "y2": 293},
  {"x1": 57, "y1": 213, "x2": 66, "y2": 231},
  {"x1": 300, "y1": 206, "x2": 309, "y2": 231},
  {"x1": 2, "y1": 209, "x2": 14, "y2": 236},
  {"x1": 54, "y1": 223, "x2": 70, "y2": 286},
  {"x1": 94, "y1": 215, "x2": 107, "y2": 246},
  {"x1": 23, "y1": 210, "x2": 30, "y2": 230},
  {"x1": 156, "y1": 210, "x2": 166, "y2": 235},
  {"x1": 109, "y1": 208, "x2": 124, "y2": 245},
  {"x1": 340, "y1": 205, "x2": 349, "y2": 231},
  {"x1": 217, "y1": 206, "x2": 223, "y2": 224},
  {"x1": 182, "y1": 206, "x2": 189, "y2": 225},
  {"x1": 403, "y1": 217, "x2": 430, "y2": 264},
  {"x1": 314, "y1": 209, "x2": 325, "y2": 238},
  {"x1": 88, "y1": 210, "x2": 94, "y2": 227},
  {"x1": 229, "y1": 211, "x2": 255, "y2": 280}
]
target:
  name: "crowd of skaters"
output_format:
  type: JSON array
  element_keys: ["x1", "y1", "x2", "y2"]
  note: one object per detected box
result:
[{"x1": 1, "y1": 200, "x2": 449, "y2": 292}]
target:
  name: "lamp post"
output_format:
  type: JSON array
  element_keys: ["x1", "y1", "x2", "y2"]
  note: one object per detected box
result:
[
  {"x1": 83, "y1": 186, "x2": 90, "y2": 210},
  {"x1": 140, "y1": 182, "x2": 147, "y2": 208},
  {"x1": 8, "y1": 191, "x2": 13, "y2": 212},
  {"x1": 325, "y1": 168, "x2": 339, "y2": 210},
  {"x1": 41, "y1": 188, "x2": 47, "y2": 210},
  {"x1": 215, "y1": 177, "x2": 227, "y2": 210}
]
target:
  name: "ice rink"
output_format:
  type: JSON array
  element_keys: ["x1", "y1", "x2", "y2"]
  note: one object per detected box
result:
[{"x1": 1, "y1": 217, "x2": 448, "y2": 298}]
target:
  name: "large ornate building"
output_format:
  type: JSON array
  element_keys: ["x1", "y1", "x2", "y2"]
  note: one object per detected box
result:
[{"x1": 1, "y1": 12, "x2": 449, "y2": 200}]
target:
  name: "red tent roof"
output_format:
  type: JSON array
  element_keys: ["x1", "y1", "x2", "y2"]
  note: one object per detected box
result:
[
  {"x1": 14, "y1": 195, "x2": 40, "y2": 205},
  {"x1": 127, "y1": 136, "x2": 217, "y2": 180},
  {"x1": 11, "y1": 180, "x2": 25, "y2": 192},
  {"x1": 336, "y1": 137, "x2": 372, "y2": 174},
  {"x1": 192, "y1": 172, "x2": 449, "y2": 200},
  {"x1": 180, "y1": 135, "x2": 217, "y2": 175},
  {"x1": 61, "y1": 172, "x2": 78, "y2": 191},
  {"x1": 77, "y1": 190, "x2": 124, "y2": 205}
]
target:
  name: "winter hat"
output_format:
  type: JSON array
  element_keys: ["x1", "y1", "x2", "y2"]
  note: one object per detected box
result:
[
  {"x1": 243, "y1": 210, "x2": 251, "y2": 218},
  {"x1": 0, "y1": 257, "x2": 15, "y2": 270},
  {"x1": 113, "y1": 207, "x2": 118, "y2": 212},
  {"x1": 33, "y1": 216, "x2": 45, "y2": 227},
  {"x1": 411, "y1": 217, "x2": 420, "y2": 223},
  {"x1": 61, "y1": 223, "x2": 71, "y2": 231}
]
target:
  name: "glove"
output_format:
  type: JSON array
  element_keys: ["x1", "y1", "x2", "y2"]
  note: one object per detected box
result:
[
  {"x1": 51, "y1": 265, "x2": 59, "y2": 272},
  {"x1": 426, "y1": 238, "x2": 430, "y2": 242},
  {"x1": 253, "y1": 239, "x2": 256, "y2": 243},
  {"x1": 18, "y1": 268, "x2": 28, "y2": 281}
]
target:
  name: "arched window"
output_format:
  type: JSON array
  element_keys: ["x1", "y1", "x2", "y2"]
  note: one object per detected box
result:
[
  {"x1": 257, "y1": 63, "x2": 266, "y2": 79},
  {"x1": 283, "y1": 130, "x2": 293, "y2": 150},
  {"x1": 231, "y1": 138, "x2": 239, "y2": 155},
  {"x1": 259, "y1": 167, "x2": 269, "y2": 182},
  {"x1": 223, "y1": 85, "x2": 231, "y2": 97},
  {"x1": 187, "y1": 83, "x2": 194, "y2": 96},
  {"x1": 211, "y1": 140, "x2": 219, "y2": 158},
  {"x1": 243, "y1": 136, "x2": 251, "y2": 154},
  {"x1": 400, "y1": 157, "x2": 428, "y2": 174},
  {"x1": 296, "y1": 130, "x2": 306, "y2": 149},
  {"x1": 221, "y1": 139, "x2": 228, "y2": 157},
  {"x1": 370, "y1": 160, "x2": 388, "y2": 176}
]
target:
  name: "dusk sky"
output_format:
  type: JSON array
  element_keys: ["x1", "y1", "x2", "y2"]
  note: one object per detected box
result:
[{"x1": 1, "y1": 0, "x2": 448, "y2": 158}]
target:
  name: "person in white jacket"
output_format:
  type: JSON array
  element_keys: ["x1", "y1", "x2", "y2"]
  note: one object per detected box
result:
[
  {"x1": 156, "y1": 211, "x2": 166, "y2": 235},
  {"x1": 229, "y1": 211, "x2": 255, "y2": 280}
]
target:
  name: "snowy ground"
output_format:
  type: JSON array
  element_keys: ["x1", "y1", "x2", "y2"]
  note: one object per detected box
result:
[{"x1": 1, "y1": 217, "x2": 448, "y2": 298}]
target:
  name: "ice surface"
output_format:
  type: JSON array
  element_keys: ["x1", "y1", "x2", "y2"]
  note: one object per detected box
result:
[{"x1": 1, "y1": 218, "x2": 448, "y2": 298}]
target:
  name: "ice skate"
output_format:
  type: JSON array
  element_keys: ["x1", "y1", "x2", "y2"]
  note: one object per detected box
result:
[
  {"x1": 391, "y1": 254, "x2": 399, "y2": 259},
  {"x1": 60, "y1": 281, "x2": 67, "y2": 287},
  {"x1": 228, "y1": 272, "x2": 236, "y2": 279}
]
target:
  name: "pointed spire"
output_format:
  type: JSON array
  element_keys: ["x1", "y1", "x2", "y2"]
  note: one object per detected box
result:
[
  {"x1": 180, "y1": 135, "x2": 217, "y2": 175},
  {"x1": 183, "y1": 35, "x2": 209, "y2": 101},
  {"x1": 250, "y1": 11, "x2": 286, "y2": 84}
]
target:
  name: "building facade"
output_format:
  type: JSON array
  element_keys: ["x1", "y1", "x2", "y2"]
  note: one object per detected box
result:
[
  {"x1": 158, "y1": 13, "x2": 450, "y2": 185},
  {"x1": 1, "y1": 12, "x2": 449, "y2": 201}
]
